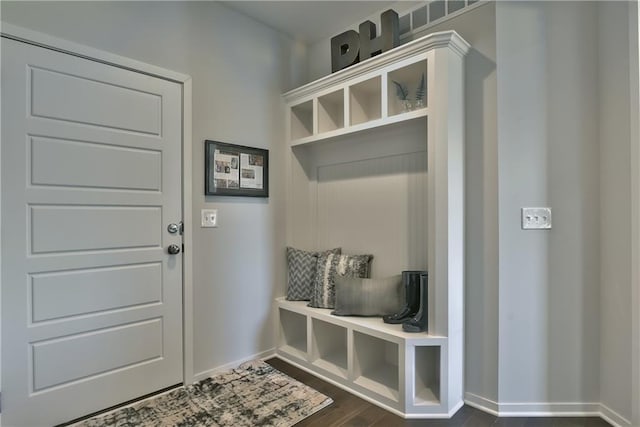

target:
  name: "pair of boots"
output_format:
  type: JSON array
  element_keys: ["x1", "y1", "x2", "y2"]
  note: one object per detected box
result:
[{"x1": 383, "y1": 271, "x2": 428, "y2": 333}]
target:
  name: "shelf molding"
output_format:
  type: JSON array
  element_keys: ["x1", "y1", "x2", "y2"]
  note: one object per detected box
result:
[
  {"x1": 283, "y1": 31, "x2": 470, "y2": 104},
  {"x1": 277, "y1": 298, "x2": 446, "y2": 344},
  {"x1": 289, "y1": 109, "x2": 428, "y2": 147}
]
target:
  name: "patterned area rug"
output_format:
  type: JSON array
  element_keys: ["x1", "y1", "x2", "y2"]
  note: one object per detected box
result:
[{"x1": 74, "y1": 360, "x2": 332, "y2": 427}]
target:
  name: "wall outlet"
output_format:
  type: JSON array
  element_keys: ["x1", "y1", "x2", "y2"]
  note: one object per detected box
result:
[
  {"x1": 521, "y1": 207, "x2": 552, "y2": 229},
  {"x1": 201, "y1": 209, "x2": 218, "y2": 227}
]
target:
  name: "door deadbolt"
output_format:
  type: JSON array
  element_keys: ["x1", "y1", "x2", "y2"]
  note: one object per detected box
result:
[{"x1": 167, "y1": 223, "x2": 180, "y2": 234}]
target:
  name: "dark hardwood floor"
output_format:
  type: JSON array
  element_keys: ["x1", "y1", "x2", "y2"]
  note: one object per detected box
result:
[{"x1": 266, "y1": 358, "x2": 612, "y2": 427}]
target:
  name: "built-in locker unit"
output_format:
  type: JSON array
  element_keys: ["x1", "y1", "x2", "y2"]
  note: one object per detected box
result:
[{"x1": 277, "y1": 31, "x2": 470, "y2": 418}]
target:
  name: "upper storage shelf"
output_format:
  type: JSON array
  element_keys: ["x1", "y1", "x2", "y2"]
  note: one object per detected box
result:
[{"x1": 283, "y1": 31, "x2": 470, "y2": 147}]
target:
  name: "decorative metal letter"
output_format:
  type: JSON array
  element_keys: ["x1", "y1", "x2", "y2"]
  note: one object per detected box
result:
[
  {"x1": 359, "y1": 9, "x2": 400, "y2": 61},
  {"x1": 330, "y1": 30, "x2": 360, "y2": 73},
  {"x1": 330, "y1": 10, "x2": 400, "y2": 73}
]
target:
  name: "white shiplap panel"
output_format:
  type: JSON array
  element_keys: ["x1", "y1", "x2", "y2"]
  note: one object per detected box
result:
[{"x1": 316, "y1": 151, "x2": 428, "y2": 277}]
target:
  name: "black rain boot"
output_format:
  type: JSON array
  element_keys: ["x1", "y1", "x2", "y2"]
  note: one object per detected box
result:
[
  {"x1": 402, "y1": 272, "x2": 428, "y2": 332},
  {"x1": 383, "y1": 270, "x2": 424, "y2": 324}
]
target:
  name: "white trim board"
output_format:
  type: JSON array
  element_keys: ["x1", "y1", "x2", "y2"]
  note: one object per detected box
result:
[
  {"x1": 497, "y1": 403, "x2": 602, "y2": 417},
  {"x1": 601, "y1": 404, "x2": 633, "y2": 427},
  {"x1": 0, "y1": 22, "x2": 195, "y2": 384},
  {"x1": 630, "y1": 2, "x2": 640, "y2": 426},
  {"x1": 181, "y1": 78, "x2": 194, "y2": 386},
  {"x1": 192, "y1": 349, "x2": 276, "y2": 383},
  {"x1": 464, "y1": 392, "x2": 499, "y2": 416},
  {"x1": 464, "y1": 393, "x2": 631, "y2": 427},
  {"x1": 0, "y1": 22, "x2": 189, "y2": 83}
]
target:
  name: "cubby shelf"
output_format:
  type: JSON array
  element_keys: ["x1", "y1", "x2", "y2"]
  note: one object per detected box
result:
[
  {"x1": 311, "y1": 318, "x2": 348, "y2": 379},
  {"x1": 353, "y1": 331, "x2": 400, "y2": 402},
  {"x1": 414, "y1": 346, "x2": 441, "y2": 406},
  {"x1": 287, "y1": 66, "x2": 429, "y2": 146},
  {"x1": 277, "y1": 308, "x2": 307, "y2": 361},
  {"x1": 276, "y1": 298, "x2": 445, "y2": 417},
  {"x1": 280, "y1": 30, "x2": 469, "y2": 419},
  {"x1": 290, "y1": 100, "x2": 313, "y2": 140}
]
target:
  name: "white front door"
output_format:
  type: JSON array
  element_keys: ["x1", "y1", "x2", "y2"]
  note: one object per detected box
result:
[{"x1": 1, "y1": 38, "x2": 184, "y2": 426}]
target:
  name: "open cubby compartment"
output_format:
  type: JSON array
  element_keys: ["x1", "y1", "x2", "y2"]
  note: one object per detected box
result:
[
  {"x1": 349, "y1": 76, "x2": 382, "y2": 126},
  {"x1": 387, "y1": 59, "x2": 428, "y2": 117},
  {"x1": 353, "y1": 331, "x2": 399, "y2": 402},
  {"x1": 290, "y1": 100, "x2": 313, "y2": 140},
  {"x1": 278, "y1": 308, "x2": 307, "y2": 359},
  {"x1": 310, "y1": 318, "x2": 348, "y2": 378},
  {"x1": 414, "y1": 346, "x2": 441, "y2": 405},
  {"x1": 317, "y1": 89, "x2": 345, "y2": 134}
]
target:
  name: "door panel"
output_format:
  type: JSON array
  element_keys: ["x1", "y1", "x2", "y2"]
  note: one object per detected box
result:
[
  {"x1": 32, "y1": 318, "x2": 163, "y2": 391},
  {"x1": 30, "y1": 66, "x2": 162, "y2": 134},
  {"x1": 31, "y1": 136, "x2": 162, "y2": 190},
  {"x1": 30, "y1": 205, "x2": 162, "y2": 253},
  {"x1": 31, "y1": 263, "x2": 162, "y2": 322},
  {"x1": 1, "y1": 38, "x2": 183, "y2": 426}
]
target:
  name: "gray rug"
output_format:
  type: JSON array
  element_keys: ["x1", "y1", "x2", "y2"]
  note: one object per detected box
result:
[{"x1": 74, "y1": 360, "x2": 333, "y2": 427}]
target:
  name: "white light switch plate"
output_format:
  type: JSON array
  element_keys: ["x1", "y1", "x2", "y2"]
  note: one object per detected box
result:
[
  {"x1": 521, "y1": 207, "x2": 552, "y2": 229},
  {"x1": 201, "y1": 209, "x2": 218, "y2": 227}
]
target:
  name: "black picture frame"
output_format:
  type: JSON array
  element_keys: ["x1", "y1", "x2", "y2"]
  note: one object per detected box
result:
[{"x1": 204, "y1": 140, "x2": 269, "y2": 197}]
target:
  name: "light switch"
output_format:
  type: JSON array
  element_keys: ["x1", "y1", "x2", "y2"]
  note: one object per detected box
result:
[
  {"x1": 201, "y1": 209, "x2": 218, "y2": 227},
  {"x1": 521, "y1": 207, "x2": 552, "y2": 230}
]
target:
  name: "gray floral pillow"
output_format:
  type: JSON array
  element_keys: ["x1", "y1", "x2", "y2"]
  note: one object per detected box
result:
[
  {"x1": 308, "y1": 253, "x2": 373, "y2": 309},
  {"x1": 286, "y1": 247, "x2": 341, "y2": 300}
]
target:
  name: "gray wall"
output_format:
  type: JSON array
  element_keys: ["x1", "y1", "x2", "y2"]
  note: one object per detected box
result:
[
  {"x1": 495, "y1": 0, "x2": 601, "y2": 406},
  {"x1": 597, "y1": 1, "x2": 633, "y2": 422},
  {"x1": 0, "y1": 1, "x2": 303, "y2": 377}
]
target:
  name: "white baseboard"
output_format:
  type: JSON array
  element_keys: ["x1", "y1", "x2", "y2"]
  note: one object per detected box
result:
[
  {"x1": 464, "y1": 392, "x2": 499, "y2": 415},
  {"x1": 464, "y1": 393, "x2": 632, "y2": 426},
  {"x1": 600, "y1": 403, "x2": 632, "y2": 427},
  {"x1": 496, "y1": 401, "x2": 601, "y2": 417},
  {"x1": 447, "y1": 399, "x2": 466, "y2": 418},
  {"x1": 192, "y1": 358, "x2": 635, "y2": 427},
  {"x1": 192, "y1": 348, "x2": 276, "y2": 383},
  {"x1": 189, "y1": 354, "x2": 635, "y2": 427}
]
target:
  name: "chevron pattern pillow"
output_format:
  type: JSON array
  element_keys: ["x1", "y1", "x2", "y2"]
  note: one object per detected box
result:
[
  {"x1": 308, "y1": 252, "x2": 373, "y2": 309},
  {"x1": 286, "y1": 247, "x2": 341, "y2": 300}
]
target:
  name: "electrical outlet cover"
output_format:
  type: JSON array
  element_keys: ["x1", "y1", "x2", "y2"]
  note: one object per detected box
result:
[
  {"x1": 201, "y1": 209, "x2": 218, "y2": 227},
  {"x1": 521, "y1": 207, "x2": 551, "y2": 230}
]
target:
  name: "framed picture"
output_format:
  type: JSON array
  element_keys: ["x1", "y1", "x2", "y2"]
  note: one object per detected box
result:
[{"x1": 205, "y1": 140, "x2": 269, "y2": 197}]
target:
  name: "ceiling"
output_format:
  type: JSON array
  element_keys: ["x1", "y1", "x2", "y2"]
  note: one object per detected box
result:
[{"x1": 221, "y1": 1, "x2": 398, "y2": 44}]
